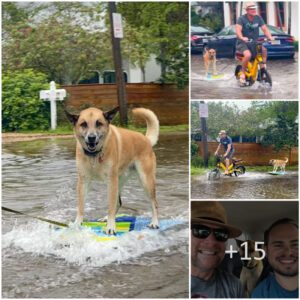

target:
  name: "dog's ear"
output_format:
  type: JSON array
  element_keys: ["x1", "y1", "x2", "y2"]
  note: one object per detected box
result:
[
  {"x1": 65, "y1": 109, "x2": 79, "y2": 126},
  {"x1": 235, "y1": 239, "x2": 243, "y2": 248},
  {"x1": 103, "y1": 106, "x2": 119, "y2": 123}
]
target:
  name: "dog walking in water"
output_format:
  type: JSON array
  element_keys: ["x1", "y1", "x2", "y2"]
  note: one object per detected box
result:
[{"x1": 66, "y1": 107, "x2": 159, "y2": 234}]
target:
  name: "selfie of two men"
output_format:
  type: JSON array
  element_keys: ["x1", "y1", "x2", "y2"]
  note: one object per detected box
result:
[{"x1": 191, "y1": 201, "x2": 298, "y2": 298}]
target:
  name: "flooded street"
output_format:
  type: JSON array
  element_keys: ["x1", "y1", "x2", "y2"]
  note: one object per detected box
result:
[
  {"x1": 191, "y1": 171, "x2": 298, "y2": 199},
  {"x1": 2, "y1": 133, "x2": 189, "y2": 298},
  {"x1": 191, "y1": 54, "x2": 298, "y2": 99}
]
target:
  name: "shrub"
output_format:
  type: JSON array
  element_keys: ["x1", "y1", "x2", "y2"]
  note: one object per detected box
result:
[
  {"x1": 191, "y1": 156, "x2": 204, "y2": 168},
  {"x1": 191, "y1": 141, "x2": 199, "y2": 157},
  {"x1": 2, "y1": 69, "x2": 50, "y2": 131}
]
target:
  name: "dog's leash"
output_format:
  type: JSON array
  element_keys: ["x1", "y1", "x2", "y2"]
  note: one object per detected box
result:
[{"x1": 2, "y1": 206, "x2": 69, "y2": 228}]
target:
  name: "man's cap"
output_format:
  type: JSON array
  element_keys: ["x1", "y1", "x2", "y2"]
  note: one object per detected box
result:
[
  {"x1": 191, "y1": 201, "x2": 242, "y2": 238},
  {"x1": 245, "y1": 2, "x2": 257, "y2": 10},
  {"x1": 219, "y1": 130, "x2": 227, "y2": 135}
]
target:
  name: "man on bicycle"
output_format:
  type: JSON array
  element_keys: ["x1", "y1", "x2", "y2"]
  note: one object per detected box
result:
[
  {"x1": 236, "y1": 2, "x2": 274, "y2": 86},
  {"x1": 215, "y1": 130, "x2": 234, "y2": 175}
]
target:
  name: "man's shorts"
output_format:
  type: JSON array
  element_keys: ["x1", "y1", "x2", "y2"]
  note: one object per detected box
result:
[
  {"x1": 236, "y1": 41, "x2": 257, "y2": 59},
  {"x1": 224, "y1": 150, "x2": 234, "y2": 160}
]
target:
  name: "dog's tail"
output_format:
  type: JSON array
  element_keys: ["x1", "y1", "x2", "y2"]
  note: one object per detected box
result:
[
  {"x1": 132, "y1": 108, "x2": 159, "y2": 146},
  {"x1": 284, "y1": 157, "x2": 289, "y2": 163}
]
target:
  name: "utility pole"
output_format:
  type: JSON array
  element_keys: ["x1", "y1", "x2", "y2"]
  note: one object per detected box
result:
[
  {"x1": 199, "y1": 101, "x2": 209, "y2": 168},
  {"x1": 109, "y1": 2, "x2": 128, "y2": 125}
]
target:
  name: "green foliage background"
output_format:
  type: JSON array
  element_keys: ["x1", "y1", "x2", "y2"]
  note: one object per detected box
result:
[{"x1": 2, "y1": 69, "x2": 50, "y2": 131}]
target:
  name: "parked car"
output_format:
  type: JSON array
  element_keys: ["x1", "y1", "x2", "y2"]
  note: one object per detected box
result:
[
  {"x1": 204, "y1": 24, "x2": 295, "y2": 58},
  {"x1": 190, "y1": 25, "x2": 215, "y2": 53}
]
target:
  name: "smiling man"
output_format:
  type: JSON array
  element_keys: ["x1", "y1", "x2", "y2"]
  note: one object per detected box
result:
[
  {"x1": 191, "y1": 201, "x2": 244, "y2": 298},
  {"x1": 251, "y1": 218, "x2": 299, "y2": 298}
]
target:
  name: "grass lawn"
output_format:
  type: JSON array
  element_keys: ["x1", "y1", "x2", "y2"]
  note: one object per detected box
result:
[{"x1": 191, "y1": 165, "x2": 298, "y2": 176}]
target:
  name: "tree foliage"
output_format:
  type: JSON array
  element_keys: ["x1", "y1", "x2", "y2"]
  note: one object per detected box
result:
[
  {"x1": 2, "y1": 2, "x2": 112, "y2": 84},
  {"x1": 260, "y1": 101, "x2": 298, "y2": 151},
  {"x1": 2, "y1": 69, "x2": 50, "y2": 131},
  {"x1": 191, "y1": 5, "x2": 223, "y2": 32},
  {"x1": 3, "y1": 2, "x2": 189, "y2": 88}
]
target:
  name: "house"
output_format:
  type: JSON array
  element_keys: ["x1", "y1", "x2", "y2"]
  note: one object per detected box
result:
[{"x1": 79, "y1": 55, "x2": 161, "y2": 84}]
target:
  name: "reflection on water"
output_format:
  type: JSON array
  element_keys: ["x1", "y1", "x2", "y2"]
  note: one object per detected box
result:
[
  {"x1": 191, "y1": 171, "x2": 298, "y2": 199},
  {"x1": 2, "y1": 134, "x2": 189, "y2": 298}
]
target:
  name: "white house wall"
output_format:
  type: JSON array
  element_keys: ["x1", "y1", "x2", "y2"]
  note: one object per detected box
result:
[
  {"x1": 124, "y1": 54, "x2": 161, "y2": 83},
  {"x1": 145, "y1": 54, "x2": 161, "y2": 82},
  {"x1": 291, "y1": 2, "x2": 298, "y2": 38}
]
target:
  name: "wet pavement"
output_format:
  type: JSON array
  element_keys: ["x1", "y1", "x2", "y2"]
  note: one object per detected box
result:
[
  {"x1": 2, "y1": 133, "x2": 189, "y2": 298},
  {"x1": 191, "y1": 171, "x2": 298, "y2": 199},
  {"x1": 191, "y1": 54, "x2": 298, "y2": 99}
]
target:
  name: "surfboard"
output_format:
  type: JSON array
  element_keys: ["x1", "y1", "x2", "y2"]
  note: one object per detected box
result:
[
  {"x1": 204, "y1": 73, "x2": 225, "y2": 80},
  {"x1": 268, "y1": 171, "x2": 286, "y2": 175},
  {"x1": 58, "y1": 214, "x2": 185, "y2": 242}
]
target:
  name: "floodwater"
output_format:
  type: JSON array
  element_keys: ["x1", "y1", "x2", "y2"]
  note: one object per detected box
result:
[
  {"x1": 191, "y1": 54, "x2": 298, "y2": 99},
  {"x1": 2, "y1": 133, "x2": 189, "y2": 298},
  {"x1": 191, "y1": 171, "x2": 298, "y2": 199}
]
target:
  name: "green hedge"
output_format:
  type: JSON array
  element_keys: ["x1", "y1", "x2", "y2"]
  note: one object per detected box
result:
[{"x1": 2, "y1": 69, "x2": 50, "y2": 131}]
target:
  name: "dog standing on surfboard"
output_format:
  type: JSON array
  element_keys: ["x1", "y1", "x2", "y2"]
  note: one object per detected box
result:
[{"x1": 65, "y1": 106, "x2": 159, "y2": 234}]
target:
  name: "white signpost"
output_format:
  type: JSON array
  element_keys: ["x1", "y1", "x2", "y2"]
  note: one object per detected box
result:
[
  {"x1": 40, "y1": 81, "x2": 66, "y2": 130},
  {"x1": 112, "y1": 13, "x2": 124, "y2": 38},
  {"x1": 199, "y1": 102, "x2": 208, "y2": 118}
]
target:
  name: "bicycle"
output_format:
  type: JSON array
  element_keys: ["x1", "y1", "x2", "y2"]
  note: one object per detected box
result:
[
  {"x1": 207, "y1": 155, "x2": 246, "y2": 180},
  {"x1": 234, "y1": 39, "x2": 274, "y2": 87}
]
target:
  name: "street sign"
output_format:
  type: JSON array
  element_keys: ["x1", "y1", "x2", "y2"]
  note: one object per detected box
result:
[
  {"x1": 199, "y1": 102, "x2": 208, "y2": 118},
  {"x1": 112, "y1": 13, "x2": 124, "y2": 38}
]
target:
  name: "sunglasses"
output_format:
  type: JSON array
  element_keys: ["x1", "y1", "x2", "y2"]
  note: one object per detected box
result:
[{"x1": 192, "y1": 225, "x2": 229, "y2": 242}]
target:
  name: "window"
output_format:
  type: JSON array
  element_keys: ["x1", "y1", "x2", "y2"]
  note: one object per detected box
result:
[
  {"x1": 103, "y1": 71, "x2": 128, "y2": 84},
  {"x1": 258, "y1": 2, "x2": 267, "y2": 23},
  {"x1": 275, "y1": 2, "x2": 285, "y2": 28},
  {"x1": 229, "y1": 2, "x2": 238, "y2": 24}
]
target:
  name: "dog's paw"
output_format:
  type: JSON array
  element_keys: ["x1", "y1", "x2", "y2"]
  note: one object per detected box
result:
[
  {"x1": 105, "y1": 228, "x2": 116, "y2": 235},
  {"x1": 105, "y1": 219, "x2": 116, "y2": 235},
  {"x1": 148, "y1": 222, "x2": 160, "y2": 230},
  {"x1": 73, "y1": 216, "x2": 83, "y2": 228}
]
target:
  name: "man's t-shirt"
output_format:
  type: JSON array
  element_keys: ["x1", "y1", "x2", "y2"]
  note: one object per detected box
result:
[
  {"x1": 237, "y1": 14, "x2": 265, "y2": 42},
  {"x1": 251, "y1": 273, "x2": 299, "y2": 298},
  {"x1": 191, "y1": 269, "x2": 244, "y2": 298},
  {"x1": 220, "y1": 136, "x2": 234, "y2": 152}
]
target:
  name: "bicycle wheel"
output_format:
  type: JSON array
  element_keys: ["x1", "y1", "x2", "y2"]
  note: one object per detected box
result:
[
  {"x1": 235, "y1": 65, "x2": 242, "y2": 79},
  {"x1": 208, "y1": 169, "x2": 221, "y2": 180},
  {"x1": 234, "y1": 166, "x2": 246, "y2": 177},
  {"x1": 261, "y1": 69, "x2": 272, "y2": 87}
]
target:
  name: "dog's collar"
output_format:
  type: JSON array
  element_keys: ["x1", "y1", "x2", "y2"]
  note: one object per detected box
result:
[
  {"x1": 243, "y1": 264, "x2": 257, "y2": 270},
  {"x1": 83, "y1": 146, "x2": 104, "y2": 160}
]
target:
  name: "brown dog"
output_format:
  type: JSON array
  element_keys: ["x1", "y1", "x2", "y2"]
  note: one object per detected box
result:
[
  {"x1": 236, "y1": 239, "x2": 264, "y2": 297},
  {"x1": 269, "y1": 157, "x2": 288, "y2": 172},
  {"x1": 203, "y1": 48, "x2": 217, "y2": 76},
  {"x1": 66, "y1": 107, "x2": 159, "y2": 234}
]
